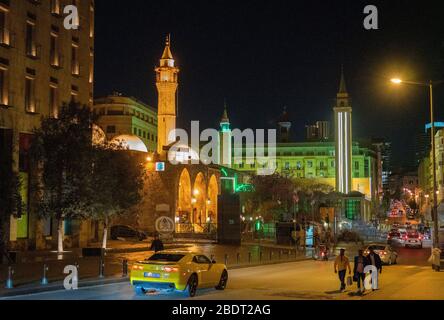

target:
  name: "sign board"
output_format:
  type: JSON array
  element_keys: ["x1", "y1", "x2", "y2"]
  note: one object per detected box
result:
[
  {"x1": 155, "y1": 162, "x2": 165, "y2": 172},
  {"x1": 155, "y1": 216, "x2": 175, "y2": 234}
]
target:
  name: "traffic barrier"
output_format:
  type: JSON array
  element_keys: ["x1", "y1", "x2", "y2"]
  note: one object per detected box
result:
[
  {"x1": 5, "y1": 266, "x2": 13, "y2": 289},
  {"x1": 224, "y1": 254, "x2": 228, "y2": 266},
  {"x1": 236, "y1": 253, "x2": 240, "y2": 265},
  {"x1": 248, "y1": 252, "x2": 252, "y2": 264},
  {"x1": 41, "y1": 264, "x2": 49, "y2": 285}
]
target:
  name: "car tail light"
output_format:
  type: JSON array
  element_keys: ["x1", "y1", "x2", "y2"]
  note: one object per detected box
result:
[
  {"x1": 132, "y1": 265, "x2": 143, "y2": 271},
  {"x1": 162, "y1": 266, "x2": 179, "y2": 273},
  {"x1": 383, "y1": 251, "x2": 387, "y2": 255}
]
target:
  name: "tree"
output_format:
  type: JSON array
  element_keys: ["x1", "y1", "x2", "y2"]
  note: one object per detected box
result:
[
  {"x1": 31, "y1": 102, "x2": 96, "y2": 253},
  {"x1": 85, "y1": 143, "x2": 145, "y2": 249}
]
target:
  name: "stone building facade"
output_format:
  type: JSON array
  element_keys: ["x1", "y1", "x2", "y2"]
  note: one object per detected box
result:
[{"x1": 0, "y1": 0, "x2": 94, "y2": 250}]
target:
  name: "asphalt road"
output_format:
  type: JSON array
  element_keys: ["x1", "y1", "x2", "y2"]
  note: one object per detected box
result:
[{"x1": 3, "y1": 245, "x2": 440, "y2": 300}]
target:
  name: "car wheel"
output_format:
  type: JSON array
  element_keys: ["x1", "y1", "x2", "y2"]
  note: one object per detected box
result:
[
  {"x1": 216, "y1": 270, "x2": 228, "y2": 290},
  {"x1": 134, "y1": 286, "x2": 146, "y2": 295},
  {"x1": 187, "y1": 274, "x2": 198, "y2": 297}
]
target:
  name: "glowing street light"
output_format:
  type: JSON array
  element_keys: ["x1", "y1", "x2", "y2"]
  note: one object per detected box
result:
[{"x1": 390, "y1": 76, "x2": 443, "y2": 252}]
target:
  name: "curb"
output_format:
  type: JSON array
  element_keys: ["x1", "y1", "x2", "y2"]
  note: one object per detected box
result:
[{"x1": 0, "y1": 276, "x2": 129, "y2": 299}]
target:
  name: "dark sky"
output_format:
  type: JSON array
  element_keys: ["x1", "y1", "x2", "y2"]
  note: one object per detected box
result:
[{"x1": 94, "y1": 0, "x2": 444, "y2": 168}]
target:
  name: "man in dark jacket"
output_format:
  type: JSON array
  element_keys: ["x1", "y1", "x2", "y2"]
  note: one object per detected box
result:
[
  {"x1": 367, "y1": 247, "x2": 382, "y2": 290},
  {"x1": 150, "y1": 234, "x2": 164, "y2": 252}
]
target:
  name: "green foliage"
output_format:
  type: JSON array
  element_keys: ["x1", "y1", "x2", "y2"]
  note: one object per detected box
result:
[
  {"x1": 85, "y1": 143, "x2": 145, "y2": 223},
  {"x1": 30, "y1": 102, "x2": 97, "y2": 221}
]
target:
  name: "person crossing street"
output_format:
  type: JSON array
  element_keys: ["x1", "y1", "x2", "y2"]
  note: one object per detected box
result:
[{"x1": 334, "y1": 248, "x2": 352, "y2": 292}]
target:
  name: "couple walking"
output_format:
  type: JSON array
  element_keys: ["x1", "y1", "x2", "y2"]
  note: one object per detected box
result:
[{"x1": 334, "y1": 248, "x2": 382, "y2": 294}]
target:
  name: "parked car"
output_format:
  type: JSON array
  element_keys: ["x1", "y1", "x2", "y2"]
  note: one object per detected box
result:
[
  {"x1": 364, "y1": 243, "x2": 398, "y2": 265},
  {"x1": 110, "y1": 225, "x2": 147, "y2": 241},
  {"x1": 405, "y1": 232, "x2": 423, "y2": 249}
]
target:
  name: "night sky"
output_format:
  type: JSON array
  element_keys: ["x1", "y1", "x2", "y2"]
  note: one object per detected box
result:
[{"x1": 94, "y1": 0, "x2": 444, "y2": 168}]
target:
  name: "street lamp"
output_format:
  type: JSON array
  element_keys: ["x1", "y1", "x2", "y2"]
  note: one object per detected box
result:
[{"x1": 391, "y1": 77, "x2": 441, "y2": 251}]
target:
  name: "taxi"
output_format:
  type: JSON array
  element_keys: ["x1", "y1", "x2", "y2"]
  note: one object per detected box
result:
[{"x1": 130, "y1": 251, "x2": 228, "y2": 297}]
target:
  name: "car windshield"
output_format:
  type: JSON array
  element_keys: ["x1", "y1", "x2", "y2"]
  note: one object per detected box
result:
[
  {"x1": 369, "y1": 245, "x2": 385, "y2": 251},
  {"x1": 147, "y1": 254, "x2": 185, "y2": 262},
  {"x1": 408, "y1": 233, "x2": 419, "y2": 238}
]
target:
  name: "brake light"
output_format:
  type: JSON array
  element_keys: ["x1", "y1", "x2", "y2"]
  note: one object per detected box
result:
[
  {"x1": 162, "y1": 266, "x2": 179, "y2": 273},
  {"x1": 132, "y1": 265, "x2": 143, "y2": 271},
  {"x1": 382, "y1": 251, "x2": 387, "y2": 255}
]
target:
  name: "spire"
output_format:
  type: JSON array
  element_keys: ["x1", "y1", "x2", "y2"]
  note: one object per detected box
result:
[
  {"x1": 221, "y1": 99, "x2": 229, "y2": 123},
  {"x1": 339, "y1": 65, "x2": 347, "y2": 94},
  {"x1": 161, "y1": 34, "x2": 173, "y2": 60}
]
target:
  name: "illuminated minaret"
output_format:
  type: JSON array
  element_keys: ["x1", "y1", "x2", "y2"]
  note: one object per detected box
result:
[
  {"x1": 155, "y1": 34, "x2": 180, "y2": 157},
  {"x1": 334, "y1": 68, "x2": 352, "y2": 194},
  {"x1": 219, "y1": 101, "x2": 232, "y2": 167}
]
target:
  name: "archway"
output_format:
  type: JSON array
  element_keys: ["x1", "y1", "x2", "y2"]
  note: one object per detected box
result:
[
  {"x1": 192, "y1": 172, "x2": 206, "y2": 232},
  {"x1": 207, "y1": 175, "x2": 218, "y2": 226},
  {"x1": 177, "y1": 169, "x2": 192, "y2": 232}
]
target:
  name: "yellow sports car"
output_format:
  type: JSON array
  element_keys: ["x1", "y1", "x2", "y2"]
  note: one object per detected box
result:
[{"x1": 130, "y1": 251, "x2": 228, "y2": 297}]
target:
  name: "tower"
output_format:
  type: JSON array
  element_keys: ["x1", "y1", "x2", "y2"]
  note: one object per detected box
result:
[
  {"x1": 219, "y1": 101, "x2": 232, "y2": 167},
  {"x1": 334, "y1": 68, "x2": 352, "y2": 194},
  {"x1": 277, "y1": 107, "x2": 292, "y2": 143},
  {"x1": 155, "y1": 35, "x2": 180, "y2": 157}
]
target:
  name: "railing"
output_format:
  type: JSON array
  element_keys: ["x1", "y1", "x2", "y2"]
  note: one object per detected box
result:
[{"x1": 175, "y1": 223, "x2": 217, "y2": 234}]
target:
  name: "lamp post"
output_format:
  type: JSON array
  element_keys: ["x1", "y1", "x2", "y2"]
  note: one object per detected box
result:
[{"x1": 391, "y1": 78, "x2": 441, "y2": 251}]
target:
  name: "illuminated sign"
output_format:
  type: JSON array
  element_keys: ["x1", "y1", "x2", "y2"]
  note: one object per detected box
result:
[{"x1": 156, "y1": 162, "x2": 165, "y2": 172}]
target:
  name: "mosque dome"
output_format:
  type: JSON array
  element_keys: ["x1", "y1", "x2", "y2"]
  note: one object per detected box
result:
[{"x1": 110, "y1": 134, "x2": 148, "y2": 153}]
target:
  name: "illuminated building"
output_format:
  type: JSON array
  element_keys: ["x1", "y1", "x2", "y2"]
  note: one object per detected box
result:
[
  {"x1": 94, "y1": 93, "x2": 158, "y2": 153},
  {"x1": 0, "y1": 0, "x2": 94, "y2": 250},
  {"x1": 218, "y1": 102, "x2": 232, "y2": 167},
  {"x1": 334, "y1": 68, "x2": 352, "y2": 194},
  {"x1": 155, "y1": 34, "x2": 179, "y2": 158}
]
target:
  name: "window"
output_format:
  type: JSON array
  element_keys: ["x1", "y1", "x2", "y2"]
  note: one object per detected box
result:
[
  {"x1": 25, "y1": 77, "x2": 35, "y2": 112},
  {"x1": 142, "y1": 131, "x2": 146, "y2": 138},
  {"x1": 106, "y1": 126, "x2": 116, "y2": 134},
  {"x1": 307, "y1": 161, "x2": 313, "y2": 168},
  {"x1": 50, "y1": 33, "x2": 60, "y2": 67},
  {"x1": 296, "y1": 161, "x2": 302, "y2": 170},
  {"x1": 250, "y1": 163, "x2": 256, "y2": 169},
  {"x1": 49, "y1": 85, "x2": 58, "y2": 118},
  {"x1": 331, "y1": 160, "x2": 335, "y2": 168},
  {"x1": 138, "y1": 129, "x2": 141, "y2": 136},
  {"x1": 285, "y1": 162, "x2": 290, "y2": 170},
  {"x1": 71, "y1": 44, "x2": 79, "y2": 75},
  {"x1": 0, "y1": 9, "x2": 10, "y2": 46},
  {"x1": 133, "y1": 127, "x2": 137, "y2": 135},
  {"x1": 26, "y1": 21, "x2": 37, "y2": 57},
  {"x1": 50, "y1": 0, "x2": 61, "y2": 15},
  {"x1": 193, "y1": 255, "x2": 211, "y2": 264},
  {"x1": 0, "y1": 66, "x2": 8, "y2": 106},
  {"x1": 320, "y1": 161, "x2": 325, "y2": 169},
  {"x1": 354, "y1": 161, "x2": 359, "y2": 170}
]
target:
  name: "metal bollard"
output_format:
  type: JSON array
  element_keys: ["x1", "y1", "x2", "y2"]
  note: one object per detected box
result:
[
  {"x1": 259, "y1": 251, "x2": 263, "y2": 262},
  {"x1": 248, "y1": 252, "x2": 252, "y2": 264},
  {"x1": 99, "y1": 257, "x2": 105, "y2": 278},
  {"x1": 5, "y1": 266, "x2": 14, "y2": 289},
  {"x1": 269, "y1": 251, "x2": 273, "y2": 261},
  {"x1": 236, "y1": 253, "x2": 240, "y2": 265},
  {"x1": 122, "y1": 259, "x2": 128, "y2": 277},
  {"x1": 224, "y1": 254, "x2": 228, "y2": 266},
  {"x1": 41, "y1": 264, "x2": 49, "y2": 285},
  {"x1": 279, "y1": 250, "x2": 282, "y2": 260}
]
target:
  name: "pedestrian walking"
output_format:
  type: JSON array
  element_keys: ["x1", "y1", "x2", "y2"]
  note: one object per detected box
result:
[
  {"x1": 334, "y1": 248, "x2": 351, "y2": 292},
  {"x1": 367, "y1": 247, "x2": 382, "y2": 290},
  {"x1": 353, "y1": 250, "x2": 369, "y2": 294},
  {"x1": 150, "y1": 233, "x2": 164, "y2": 252}
]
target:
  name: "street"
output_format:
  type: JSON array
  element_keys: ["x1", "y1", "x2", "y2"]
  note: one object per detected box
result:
[{"x1": 3, "y1": 245, "x2": 441, "y2": 301}]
